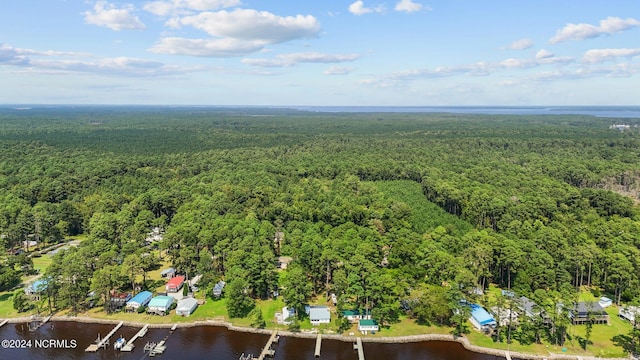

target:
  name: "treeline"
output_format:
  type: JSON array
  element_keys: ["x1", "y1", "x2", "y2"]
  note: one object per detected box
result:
[{"x1": 1, "y1": 107, "x2": 639, "y2": 339}]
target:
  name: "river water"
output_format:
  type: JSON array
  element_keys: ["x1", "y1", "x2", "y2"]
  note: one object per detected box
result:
[{"x1": 0, "y1": 321, "x2": 507, "y2": 360}]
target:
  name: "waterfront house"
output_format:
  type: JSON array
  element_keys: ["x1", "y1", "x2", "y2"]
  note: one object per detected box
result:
[
  {"x1": 213, "y1": 280, "x2": 226, "y2": 298},
  {"x1": 109, "y1": 292, "x2": 132, "y2": 310},
  {"x1": 490, "y1": 306, "x2": 519, "y2": 326},
  {"x1": 126, "y1": 290, "x2": 153, "y2": 312},
  {"x1": 147, "y1": 295, "x2": 174, "y2": 315},
  {"x1": 25, "y1": 279, "x2": 48, "y2": 300},
  {"x1": 276, "y1": 306, "x2": 295, "y2": 325},
  {"x1": 309, "y1": 306, "x2": 331, "y2": 326},
  {"x1": 166, "y1": 275, "x2": 185, "y2": 293},
  {"x1": 469, "y1": 304, "x2": 497, "y2": 331},
  {"x1": 570, "y1": 302, "x2": 609, "y2": 325},
  {"x1": 358, "y1": 319, "x2": 379, "y2": 334},
  {"x1": 176, "y1": 297, "x2": 199, "y2": 316}
]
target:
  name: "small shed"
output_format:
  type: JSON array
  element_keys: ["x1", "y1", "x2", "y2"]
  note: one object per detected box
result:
[
  {"x1": 147, "y1": 295, "x2": 174, "y2": 315},
  {"x1": 309, "y1": 306, "x2": 331, "y2": 326},
  {"x1": 358, "y1": 319, "x2": 379, "y2": 334},
  {"x1": 160, "y1": 267, "x2": 176, "y2": 278},
  {"x1": 126, "y1": 291, "x2": 153, "y2": 311},
  {"x1": 166, "y1": 275, "x2": 185, "y2": 293},
  {"x1": 469, "y1": 304, "x2": 497, "y2": 331},
  {"x1": 176, "y1": 297, "x2": 199, "y2": 316},
  {"x1": 213, "y1": 281, "x2": 226, "y2": 298}
]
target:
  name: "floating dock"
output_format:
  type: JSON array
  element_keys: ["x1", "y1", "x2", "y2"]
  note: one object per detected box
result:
[
  {"x1": 121, "y1": 324, "x2": 149, "y2": 352},
  {"x1": 85, "y1": 321, "x2": 124, "y2": 352},
  {"x1": 315, "y1": 334, "x2": 322, "y2": 357},
  {"x1": 149, "y1": 339, "x2": 167, "y2": 356},
  {"x1": 353, "y1": 337, "x2": 365, "y2": 360},
  {"x1": 257, "y1": 330, "x2": 278, "y2": 360}
]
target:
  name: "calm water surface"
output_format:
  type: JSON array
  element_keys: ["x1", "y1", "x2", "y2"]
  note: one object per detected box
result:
[{"x1": 0, "y1": 321, "x2": 507, "y2": 360}]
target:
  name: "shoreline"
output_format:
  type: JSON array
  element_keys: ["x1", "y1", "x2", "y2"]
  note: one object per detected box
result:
[{"x1": 2, "y1": 316, "x2": 627, "y2": 360}]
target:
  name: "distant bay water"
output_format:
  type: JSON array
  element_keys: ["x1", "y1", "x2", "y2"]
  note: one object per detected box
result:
[
  {"x1": 2, "y1": 105, "x2": 640, "y2": 118},
  {"x1": 289, "y1": 106, "x2": 640, "y2": 118}
]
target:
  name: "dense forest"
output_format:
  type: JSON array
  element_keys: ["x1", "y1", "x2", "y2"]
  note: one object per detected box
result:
[{"x1": 1, "y1": 106, "x2": 640, "y2": 349}]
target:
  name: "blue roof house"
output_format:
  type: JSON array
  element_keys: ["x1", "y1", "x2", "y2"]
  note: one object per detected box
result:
[
  {"x1": 126, "y1": 291, "x2": 153, "y2": 311},
  {"x1": 469, "y1": 304, "x2": 497, "y2": 331},
  {"x1": 147, "y1": 295, "x2": 174, "y2": 315}
]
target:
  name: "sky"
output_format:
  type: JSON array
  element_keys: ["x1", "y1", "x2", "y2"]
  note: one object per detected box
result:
[{"x1": 0, "y1": 0, "x2": 639, "y2": 106}]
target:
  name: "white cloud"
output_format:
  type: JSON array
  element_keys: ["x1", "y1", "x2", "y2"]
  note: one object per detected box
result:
[
  {"x1": 84, "y1": 1, "x2": 145, "y2": 31},
  {"x1": 0, "y1": 43, "x2": 200, "y2": 76},
  {"x1": 149, "y1": 37, "x2": 265, "y2": 57},
  {"x1": 504, "y1": 38, "x2": 533, "y2": 50},
  {"x1": 394, "y1": 0, "x2": 422, "y2": 13},
  {"x1": 582, "y1": 48, "x2": 640, "y2": 64},
  {"x1": 175, "y1": 9, "x2": 321, "y2": 43},
  {"x1": 549, "y1": 16, "x2": 640, "y2": 44},
  {"x1": 242, "y1": 52, "x2": 361, "y2": 67},
  {"x1": 349, "y1": 1, "x2": 384, "y2": 15},
  {"x1": 143, "y1": 0, "x2": 241, "y2": 16},
  {"x1": 535, "y1": 49, "x2": 553, "y2": 59},
  {"x1": 324, "y1": 66, "x2": 355, "y2": 75}
]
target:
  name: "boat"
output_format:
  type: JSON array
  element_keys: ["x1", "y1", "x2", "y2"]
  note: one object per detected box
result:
[{"x1": 114, "y1": 336, "x2": 126, "y2": 350}]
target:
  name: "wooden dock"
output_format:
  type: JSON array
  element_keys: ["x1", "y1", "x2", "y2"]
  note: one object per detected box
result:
[
  {"x1": 0, "y1": 319, "x2": 8, "y2": 328},
  {"x1": 85, "y1": 321, "x2": 124, "y2": 352},
  {"x1": 121, "y1": 324, "x2": 149, "y2": 352},
  {"x1": 505, "y1": 351, "x2": 512, "y2": 360},
  {"x1": 353, "y1": 337, "x2": 365, "y2": 360},
  {"x1": 257, "y1": 330, "x2": 278, "y2": 360},
  {"x1": 315, "y1": 334, "x2": 322, "y2": 357}
]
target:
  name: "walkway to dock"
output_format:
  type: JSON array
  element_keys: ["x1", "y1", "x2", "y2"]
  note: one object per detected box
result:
[
  {"x1": 121, "y1": 324, "x2": 149, "y2": 352},
  {"x1": 505, "y1": 351, "x2": 512, "y2": 360},
  {"x1": 85, "y1": 321, "x2": 124, "y2": 352},
  {"x1": 353, "y1": 337, "x2": 365, "y2": 360},
  {"x1": 0, "y1": 319, "x2": 8, "y2": 328},
  {"x1": 257, "y1": 330, "x2": 278, "y2": 360},
  {"x1": 315, "y1": 334, "x2": 322, "y2": 357}
]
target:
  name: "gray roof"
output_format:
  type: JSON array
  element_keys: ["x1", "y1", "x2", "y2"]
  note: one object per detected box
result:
[
  {"x1": 309, "y1": 306, "x2": 331, "y2": 321},
  {"x1": 518, "y1": 296, "x2": 537, "y2": 315},
  {"x1": 177, "y1": 297, "x2": 199, "y2": 311}
]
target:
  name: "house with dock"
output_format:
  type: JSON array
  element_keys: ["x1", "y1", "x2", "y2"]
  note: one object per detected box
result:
[
  {"x1": 342, "y1": 310, "x2": 372, "y2": 323},
  {"x1": 126, "y1": 291, "x2": 153, "y2": 312},
  {"x1": 25, "y1": 279, "x2": 48, "y2": 300},
  {"x1": 308, "y1": 306, "x2": 331, "y2": 326},
  {"x1": 358, "y1": 319, "x2": 379, "y2": 334},
  {"x1": 176, "y1": 297, "x2": 199, "y2": 316},
  {"x1": 147, "y1": 296, "x2": 174, "y2": 315}
]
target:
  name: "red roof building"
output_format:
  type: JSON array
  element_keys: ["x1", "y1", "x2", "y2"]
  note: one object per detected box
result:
[{"x1": 166, "y1": 275, "x2": 185, "y2": 293}]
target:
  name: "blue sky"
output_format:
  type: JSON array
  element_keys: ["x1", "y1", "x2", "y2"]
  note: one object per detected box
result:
[{"x1": 1, "y1": 0, "x2": 639, "y2": 105}]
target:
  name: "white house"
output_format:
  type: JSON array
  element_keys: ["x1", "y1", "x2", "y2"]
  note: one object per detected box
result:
[
  {"x1": 176, "y1": 297, "x2": 198, "y2": 316},
  {"x1": 598, "y1": 297, "x2": 613, "y2": 308},
  {"x1": 126, "y1": 291, "x2": 153, "y2": 312},
  {"x1": 309, "y1": 306, "x2": 331, "y2": 326},
  {"x1": 276, "y1": 306, "x2": 295, "y2": 325},
  {"x1": 358, "y1": 319, "x2": 379, "y2": 334}
]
